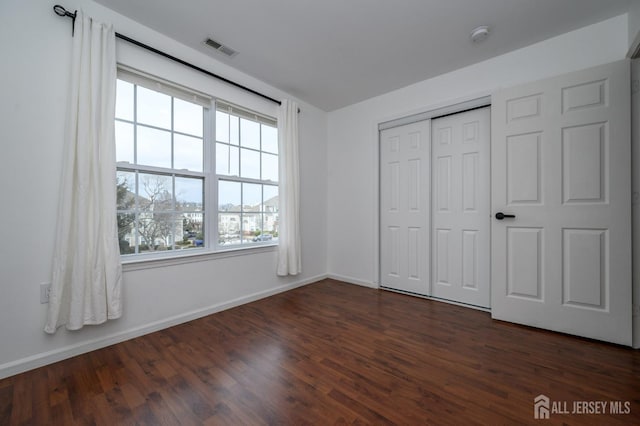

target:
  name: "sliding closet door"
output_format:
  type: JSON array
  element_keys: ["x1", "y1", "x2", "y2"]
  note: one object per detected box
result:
[
  {"x1": 431, "y1": 108, "x2": 491, "y2": 308},
  {"x1": 380, "y1": 120, "x2": 430, "y2": 294}
]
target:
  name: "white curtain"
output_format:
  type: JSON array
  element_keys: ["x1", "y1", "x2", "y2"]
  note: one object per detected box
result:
[
  {"x1": 277, "y1": 100, "x2": 302, "y2": 276},
  {"x1": 45, "y1": 11, "x2": 122, "y2": 334}
]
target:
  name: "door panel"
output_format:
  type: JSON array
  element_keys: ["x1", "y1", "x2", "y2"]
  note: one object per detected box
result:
[
  {"x1": 380, "y1": 121, "x2": 430, "y2": 294},
  {"x1": 491, "y1": 60, "x2": 631, "y2": 345},
  {"x1": 507, "y1": 227, "x2": 543, "y2": 300},
  {"x1": 507, "y1": 132, "x2": 542, "y2": 204},
  {"x1": 432, "y1": 107, "x2": 491, "y2": 308}
]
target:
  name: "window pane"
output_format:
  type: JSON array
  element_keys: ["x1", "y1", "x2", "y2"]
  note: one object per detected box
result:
[
  {"x1": 262, "y1": 153, "x2": 278, "y2": 182},
  {"x1": 137, "y1": 212, "x2": 175, "y2": 252},
  {"x1": 137, "y1": 86, "x2": 171, "y2": 130},
  {"x1": 263, "y1": 212, "x2": 279, "y2": 238},
  {"x1": 240, "y1": 118, "x2": 260, "y2": 149},
  {"x1": 175, "y1": 177, "x2": 203, "y2": 208},
  {"x1": 117, "y1": 212, "x2": 136, "y2": 254},
  {"x1": 137, "y1": 126, "x2": 171, "y2": 168},
  {"x1": 138, "y1": 228, "x2": 151, "y2": 253},
  {"x1": 216, "y1": 143, "x2": 229, "y2": 175},
  {"x1": 218, "y1": 180, "x2": 241, "y2": 211},
  {"x1": 216, "y1": 144, "x2": 239, "y2": 176},
  {"x1": 174, "y1": 98, "x2": 203, "y2": 137},
  {"x1": 218, "y1": 213, "x2": 241, "y2": 246},
  {"x1": 242, "y1": 183, "x2": 262, "y2": 211},
  {"x1": 174, "y1": 134, "x2": 203, "y2": 172},
  {"x1": 263, "y1": 185, "x2": 278, "y2": 212},
  {"x1": 240, "y1": 148, "x2": 260, "y2": 179},
  {"x1": 179, "y1": 212, "x2": 204, "y2": 249},
  {"x1": 242, "y1": 213, "x2": 262, "y2": 243},
  {"x1": 115, "y1": 121, "x2": 134, "y2": 163},
  {"x1": 229, "y1": 146, "x2": 239, "y2": 176},
  {"x1": 115, "y1": 80, "x2": 134, "y2": 121},
  {"x1": 230, "y1": 115, "x2": 239, "y2": 145},
  {"x1": 116, "y1": 171, "x2": 136, "y2": 210},
  {"x1": 262, "y1": 124, "x2": 278, "y2": 154},
  {"x1": 216, "y1": 111, "x2": 229, "y2": 143},
  {"x1": 138, "y1": 173, "x2": 173, "y2": 212}
]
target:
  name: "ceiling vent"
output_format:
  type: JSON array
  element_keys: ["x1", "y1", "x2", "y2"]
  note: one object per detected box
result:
[{"x1": 204, "y1": 37, "x2": 238, "y2": 58}]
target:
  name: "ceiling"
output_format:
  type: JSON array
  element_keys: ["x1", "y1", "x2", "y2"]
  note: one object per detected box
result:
[{"x1": 95, "y1": 0, "x2": 632, "y2": 111}]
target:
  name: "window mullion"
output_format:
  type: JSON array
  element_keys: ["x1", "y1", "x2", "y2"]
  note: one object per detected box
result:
[
  {"x1": 259, "y1": 123, "x2": 262, "y2": 181},
  {"x1": 237, "y1": 116, "x2": 242, "y2": 178},
  {"x1": 118, "y1": 163, "x2": 204, "y2": 178},
  {"x1": 133, "y1": 85, "x2": 138, "y2": 166},
  {"x1": 134, "y1": 171, "x2": 139, "y2": 254},
  {"x1": 170, "y1": 97, "x2": 175, "y2": 251},
  {"x1": 216, "y1": 175, "x2": 275, "y2": 186},
  {"x1": 204, "y1": 103, "x2": 216, "y2": 251}
]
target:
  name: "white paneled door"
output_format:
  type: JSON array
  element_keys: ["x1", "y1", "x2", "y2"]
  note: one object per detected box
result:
[
  {"x1": 432, "y1": 108, "x2": 491, "y2": 308},
  {"x1": 491, "y1": 60, "x2": 632, "y2": 345},
  {"x1": 380, "y1": 121, "x2": 430, "y2": 294}
]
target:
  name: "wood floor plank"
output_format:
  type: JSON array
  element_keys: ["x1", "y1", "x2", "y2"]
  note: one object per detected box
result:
[
  {"x1": 1, "y1": 279, "x2": 639, "y2": 425},
  {"x1": 0, "y1": 379, "x2": 13, "y2": 425}
]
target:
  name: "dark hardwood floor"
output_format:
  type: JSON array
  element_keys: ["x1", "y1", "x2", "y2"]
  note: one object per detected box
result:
[{"x1": 2, "y1": 279, "x2": 639, "y2": 425}]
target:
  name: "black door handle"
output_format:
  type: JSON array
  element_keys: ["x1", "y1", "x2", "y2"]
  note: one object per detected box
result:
[{"x1": 495, "y1": 212, "x2": 516, "y2": 220}]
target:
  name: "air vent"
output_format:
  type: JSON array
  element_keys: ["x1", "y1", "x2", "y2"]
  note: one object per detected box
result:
[
  {"x1": 204, "y1": 37, "x2": 238, "y2": 58},
  {"x1": 204, "y1": 38, "x2": 222, "y2": 50}
]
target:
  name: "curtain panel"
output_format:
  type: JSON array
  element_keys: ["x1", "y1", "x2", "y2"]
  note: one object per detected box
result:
[
  {"x1": 45, "y1": 11, "x2": 122, "y2": 333},
  {"x1": 277, "y1": 100, "x2": 302, "y2": 276}
]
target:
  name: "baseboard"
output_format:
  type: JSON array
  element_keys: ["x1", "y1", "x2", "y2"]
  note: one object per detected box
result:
[
  {"x1": 328, "y1": 273, "x2": 378, "y2": 289},
  {"x1": 0, "y1": 274, "x2": 326, "y2": 380}
]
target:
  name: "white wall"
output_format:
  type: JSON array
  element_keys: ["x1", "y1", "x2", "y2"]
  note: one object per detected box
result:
[
  {"x1": 629, "y1": 2, "x2": 640, "y2": 49},
  {"x1": 0, "y1": 0, "x2": 328, "y2": 378}
]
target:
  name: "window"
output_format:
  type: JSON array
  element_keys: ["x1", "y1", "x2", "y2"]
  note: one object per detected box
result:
[
  {"x1": 114, "y1": 70, "x2": 278, "y2": 258},
  {"x1": 216, "y1": 103, "x2": 279, "y2": 247}
]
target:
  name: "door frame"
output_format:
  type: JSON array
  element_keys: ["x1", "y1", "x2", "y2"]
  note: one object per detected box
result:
[{"x1": 376, "y1": 95, "x2": 491, "y2": 310}]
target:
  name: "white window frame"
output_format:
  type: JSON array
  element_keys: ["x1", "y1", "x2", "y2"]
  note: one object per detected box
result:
[
  {"x1": 214, "y1": 101, "x2": 280, "y2": 251},
  {"x1": 115, "y1": 67, "x2": 279, "y2": 266}
]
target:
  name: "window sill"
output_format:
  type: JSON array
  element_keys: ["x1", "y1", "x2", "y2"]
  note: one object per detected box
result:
[{"x1": 121, "y1": 244, "x2": 278, "y2": 272}]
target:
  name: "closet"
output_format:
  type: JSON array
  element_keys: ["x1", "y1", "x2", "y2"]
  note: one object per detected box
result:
[{"x1": 379, "y1": 106, "x2": 491, "y2": 308}]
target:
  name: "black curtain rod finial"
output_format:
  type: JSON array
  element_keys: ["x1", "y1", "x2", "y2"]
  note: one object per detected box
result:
[
  {"x1": 53, "y1": 4, "x2": 77, "y2": 35},
  {"x1": 53, "y1": 4, "x2": 76, "y2": 19}
]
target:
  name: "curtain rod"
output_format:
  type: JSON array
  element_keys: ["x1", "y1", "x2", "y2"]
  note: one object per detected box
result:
[{"x1": 53, "y1": 4, "x2": 284, "y2": 107}]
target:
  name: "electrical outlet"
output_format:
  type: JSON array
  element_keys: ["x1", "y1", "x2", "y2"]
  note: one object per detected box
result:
[{"x1": 40, "y1": 282, "x2": 51, "y2": 304}]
